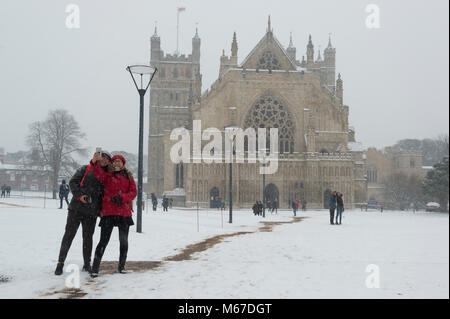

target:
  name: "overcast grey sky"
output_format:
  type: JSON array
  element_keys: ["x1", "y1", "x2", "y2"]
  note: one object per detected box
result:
[{"x1": 0, "y1": 0, "x2": 448, "y2": 156}]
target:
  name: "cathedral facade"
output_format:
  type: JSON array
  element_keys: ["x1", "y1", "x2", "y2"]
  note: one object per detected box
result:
[{"x1": 146, "y1": 19, "x2": 367, "y2": 209}]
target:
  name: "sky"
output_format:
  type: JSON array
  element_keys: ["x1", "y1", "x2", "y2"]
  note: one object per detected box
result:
[{"x1": 0, "y1": 0, "x2": 448, "y2": 156}]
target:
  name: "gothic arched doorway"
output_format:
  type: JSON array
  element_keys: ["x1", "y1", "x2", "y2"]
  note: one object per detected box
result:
[
  {"x1": 210, "y1": 187, "x2": 220, "y2": 208},
  {"x1": 324, "y1": 189, "x2": 332, "y2": 209},
  {"x1": 264, "y1": 183, "x2": 279, "y2": 208}
]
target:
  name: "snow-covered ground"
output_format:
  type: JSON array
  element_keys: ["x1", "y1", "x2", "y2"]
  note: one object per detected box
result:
[{"x1": 0, "y1": 195, "x2": 448, "y2": 299}]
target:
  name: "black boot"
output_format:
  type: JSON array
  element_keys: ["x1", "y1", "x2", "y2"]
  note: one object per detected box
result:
[
  {"x1": 82, "y1": 263, "x2": 91, "y2": 273},
  {"x1": 54, "y1": 262, "x2": 64, "y2": 276},
  {"x1": 118, "y1": 265, "x2": 127, "y2": 274},
  {"x1": 90, "y1": 260, "x2": 100, "y2": 278}
]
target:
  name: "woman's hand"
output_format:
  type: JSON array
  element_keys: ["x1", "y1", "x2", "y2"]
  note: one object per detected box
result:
[{"x1": 92, "y1": 152, "x2": 101, "y2": 163}]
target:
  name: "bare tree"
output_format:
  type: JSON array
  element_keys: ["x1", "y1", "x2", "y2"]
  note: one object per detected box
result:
[
  {"x1": 27, "y1": 109, "x2": 87, "y2": 198},
  {"x1": 437, "y1": 133, "x2": 449, "y2": 156},
  {"x1": 383, "y1": 172, "x2": 425, "y2": 210}
]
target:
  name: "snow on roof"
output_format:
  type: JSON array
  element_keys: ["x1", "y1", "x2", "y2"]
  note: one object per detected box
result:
[
  {"x1": 0, "y1": 162, "x2": 22, "y2": 170},
  {"x1": 347, "y1": 142, "x2": 364, "y2": 152},
  {"x1": 422, "y1": 166, "x2": 433, "y2": 170}
]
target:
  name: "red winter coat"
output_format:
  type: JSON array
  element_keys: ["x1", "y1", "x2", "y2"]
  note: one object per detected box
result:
[{"x1": 91, "y1": 162, "x2": 137, "y2": 217}]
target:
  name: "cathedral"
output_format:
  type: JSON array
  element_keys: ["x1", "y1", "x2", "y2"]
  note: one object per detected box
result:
[{"x1": 146, "y1": 18, "x2": 368, "y2": 209}]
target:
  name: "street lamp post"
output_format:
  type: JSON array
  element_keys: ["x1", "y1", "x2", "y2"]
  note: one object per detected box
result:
[
  {"x1": 229, "y1": 137, "x2": 233, "y2": 224},
  {"x1": 262, "y1": 148, "x2": 266, "y2": 218},
  {"x1": 126, "y1": 65, "x2": 158, "y2": 233},
  {"x1": 226, "y1": 127, "x2": 237, "y2": 224}
]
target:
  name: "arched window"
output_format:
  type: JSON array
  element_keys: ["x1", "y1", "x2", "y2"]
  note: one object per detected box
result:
[
  {"x1": 367, "y1": 165, "x2": 378, "y2": 183},
  {"x1": 175, "y1": 163, "x2": 184, "y2": 188},
  {"x1": 244, "y1": 94, "x2": 295, "y2": 154}
]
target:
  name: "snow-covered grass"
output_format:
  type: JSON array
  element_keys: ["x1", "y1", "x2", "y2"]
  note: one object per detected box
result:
[{"x1": 0, "y1": 196, "x2": 448, "y2": 299}]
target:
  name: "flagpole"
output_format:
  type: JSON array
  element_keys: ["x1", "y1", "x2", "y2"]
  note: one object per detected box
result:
[{"x1": 176, "y1": 9, "x2": 180, "y2": 55}]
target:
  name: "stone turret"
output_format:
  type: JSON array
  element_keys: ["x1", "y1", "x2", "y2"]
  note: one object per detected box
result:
[
  {"x1": 324, "y1": 35, "x2": 336, "y2": 93},
  {"x1": 286, "y1": 33, "x2": 297, "y2": 62},
  {"x1": 306, "y1": 35, "x2": 314, "y2": 65},
  {"x1": 151, "y1": 26, "x2": 162, "y2": 61},
  {"x1": 192, "y1": 28, "x2": 201, "y2": 63},
  {"x1": 336, "y1": 73, "x2": 343, "y2": 106},
  {"x1": 220, "y1": 32, "x2": 239, "y2": 77}
]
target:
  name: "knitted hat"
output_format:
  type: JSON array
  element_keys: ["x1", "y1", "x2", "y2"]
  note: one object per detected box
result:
[
  {"x1": 101, "y1": 151, "x2": 112, "y2": 160},
  {"x1": 112, "y1": 154, "x2": 126, "y2": 165}
]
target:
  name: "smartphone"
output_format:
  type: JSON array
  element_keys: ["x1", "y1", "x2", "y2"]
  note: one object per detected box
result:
[{"x1": 96, "y1": 147, "x2": 102, "y2": 157}]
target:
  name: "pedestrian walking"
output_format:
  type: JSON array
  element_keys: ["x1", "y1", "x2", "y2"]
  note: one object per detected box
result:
[
  {"x1": 292, "y1": 200, "x2": 297, "y2": 216},
  {"x1": 59, "y1": 180, "x2": 70, "y2": 209},
  {"x1": 301, "y1": 199, "x2": 307, "y2": 211},
  {"x1": 162, "y1": 195, "x2": 169, "y2": 212},
  {"x1": 151, "y1": 193, "x2": 158, "y2": 211},
  {"x1": 1, "y1": 184, "x2": 6, "y2": 198},
  {"x1": 252, "y1": 201, "x2": 259, "y2": 216},
  {"x1": 257, "y1": 200, "x2": 263, "y2": 216},
  {"x1": 272, "y1": 198, "x2": 278, "y2": 214}
]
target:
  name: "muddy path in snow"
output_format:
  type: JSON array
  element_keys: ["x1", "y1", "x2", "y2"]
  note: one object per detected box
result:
[
  {"x1": 44, "y1": 216, "x2": 306, "y2": 299},
  {"x1": 0, "y1": 202, "x2": 34, "y2": 208}
]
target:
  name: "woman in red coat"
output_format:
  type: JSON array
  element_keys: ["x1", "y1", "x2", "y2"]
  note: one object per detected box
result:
[{"x1": 90, "y1": 153, "x2": 137, "y2": 277}]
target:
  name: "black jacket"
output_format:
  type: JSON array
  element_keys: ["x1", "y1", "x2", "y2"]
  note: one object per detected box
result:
[
  {"x1": 59, "y1": 183, "x2": 70, "y2": 196},
  {"x1": 336, "y1": 195, "x2": 344, "y2": 208},
  {"x1": 68, "y1": 165, "x2": 105, "y2": 217}
]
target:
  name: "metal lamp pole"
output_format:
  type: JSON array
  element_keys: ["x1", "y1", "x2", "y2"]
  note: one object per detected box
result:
[
  {"x1": 126, "y1": 65, "x2": 158, "y2": 233},
  {"x1": 229, "y1": 137, "x2": 233, "y2": 224},
  {"x1": 262, "y1": 148, "x2": 266, "y2": 218},
  {"x1": 226, "y1": 130, "x2": 237, "y2": 224}
]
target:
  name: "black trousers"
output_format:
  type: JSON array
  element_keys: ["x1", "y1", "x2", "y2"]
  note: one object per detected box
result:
[
  {"x1": 57, "y1": 210, "x2": 97, "y2": 265},
  {"x1": 60, "y1": 195, "x2": 69, "y2": 208},
  {"x1": 329, "y1": 209, "x2": 335, "y2": 224},
  {"x1": 92, "y1": 223, "x2": 130, "y2": 272}
]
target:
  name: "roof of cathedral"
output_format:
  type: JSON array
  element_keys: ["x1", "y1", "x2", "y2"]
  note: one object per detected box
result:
[{"x1": 240, "y1": 23, "x2": 298, "y2": 70}]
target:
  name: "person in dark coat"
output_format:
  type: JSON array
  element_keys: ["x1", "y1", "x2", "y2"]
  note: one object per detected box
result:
[
  {"x1": 1, "y1": 184, "x2": 6, "y2": 198},
  {"x1": 54, "y1": 151, "x2": 111, "y2": 276},
  {"x1": 151, "y1": 193, "x2": 158, "y2": 211},
  {"x1": 252, "y1": 202, "x2": 259, "y2": 216},
  {"x1": 272, "y1": 198, "x2": 278, "y2": 214},
  {"x1": 90, "y1": 154, "x2": 137, "y2": 277},
  {"x1": 292, "y1": 200, "x2": 297, "y2": 216},
  {"x1": 59, "y1": 180, "x2": 70, "y2": 209},
  {"x1": 162, "y1": 195, "x2": 169, "y2": 212},
  {"x1": 5, "y1": 185, "x2": 10, "y2": 197},
  {"x1": 329, "y1": 191, "x2": 337, "y2": 225},
  {"x1": 258, "y1": 201, "x2": 264, "y2": 216},
  {"x1": 336, "y1": 192, "x2": 344, "y2": 225},
  {"x1": 301, "y1": 199, "x2": 307, "y2": 211}
]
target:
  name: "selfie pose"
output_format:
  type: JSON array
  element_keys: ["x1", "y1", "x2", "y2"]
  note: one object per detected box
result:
[
  {"x1": 90, "y1": 153, "x2": 137, "y2": 277},
  {"x1": 54, "y1": 151, "x2": 112, "y2": 275}
]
